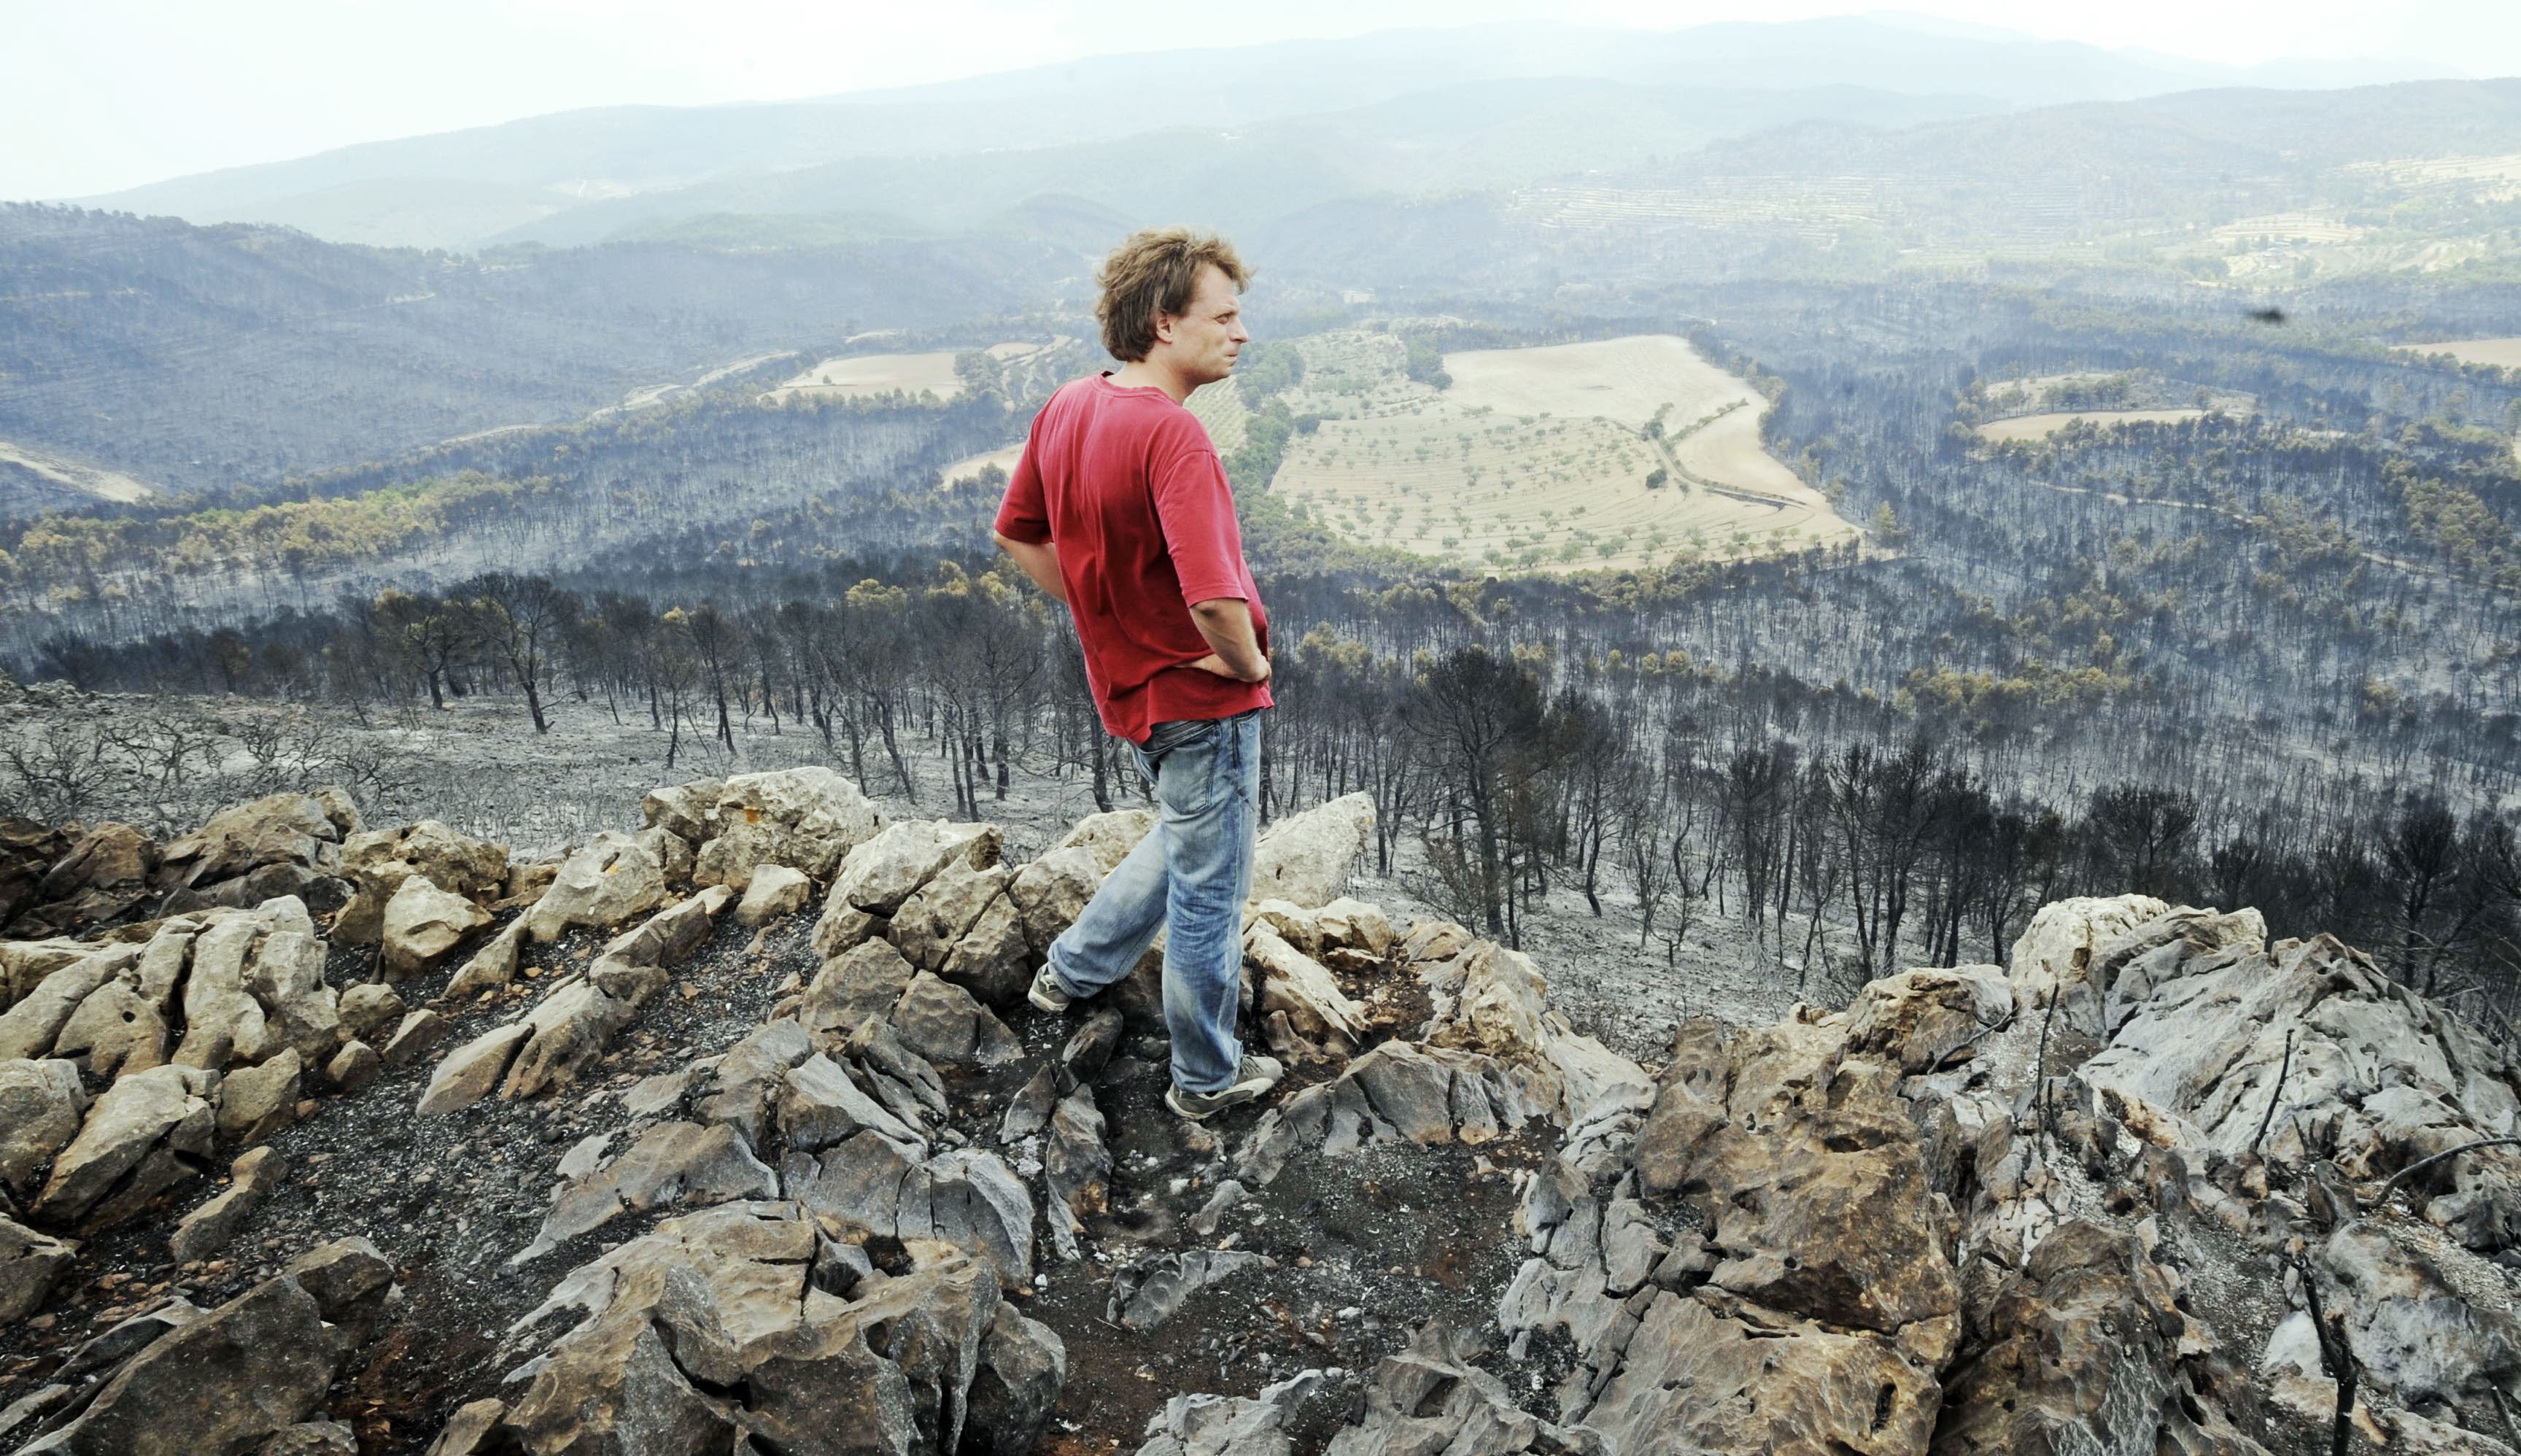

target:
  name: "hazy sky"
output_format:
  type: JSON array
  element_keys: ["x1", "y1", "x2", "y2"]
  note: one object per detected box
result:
[{"x1": 9, "y1": 0, "x2": 2519, "y2": 201}]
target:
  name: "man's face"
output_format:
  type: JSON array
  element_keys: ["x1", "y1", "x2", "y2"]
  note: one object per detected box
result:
[{"x1": 1157, "y1": 263, "x2": 1248, "y2": 387}]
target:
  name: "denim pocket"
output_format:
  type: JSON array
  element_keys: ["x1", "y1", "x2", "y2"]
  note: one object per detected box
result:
[{"x1": 1148, "y1": 719, "x2": 1232, "y2": 819}]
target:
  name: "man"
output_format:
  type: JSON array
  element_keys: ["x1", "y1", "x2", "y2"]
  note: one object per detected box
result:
[{"x1": 991, "y1": 228, "x2": 1284, "y2": 1122}]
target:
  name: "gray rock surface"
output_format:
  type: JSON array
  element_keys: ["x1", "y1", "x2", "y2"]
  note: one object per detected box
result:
[
  {"x1": 520, "y1": 832, "x2": 666, "y2": 942},
  {"x1": 0, "y1": 1058, "x2": 86, "y2": 1193},
  {"x1": 169, "y1": 1144, "x2": 288, "y2": 1263}
]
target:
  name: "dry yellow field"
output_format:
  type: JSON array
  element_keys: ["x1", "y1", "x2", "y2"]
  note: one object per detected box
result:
[
  {"x1": 1978, "y1": 409, "x2": 2212, "y2": 442},
  {"x1": 2398, "y1": 338, "x2": 2521, "y2": 369},
  {"x1": 940, "y1": 444, "x2": 1023, "y2": 489},
  {"x1": 766, "y1": 351, "x2": 965, "y2": 403},
  {"x1": 1270, "y1": 333, "x2": 1856, "y2": 573}
]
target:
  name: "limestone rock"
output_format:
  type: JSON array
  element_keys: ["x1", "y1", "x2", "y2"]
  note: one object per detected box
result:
[
  {"x1": 0, "y1": 1058, "x2": 87, "y2": 1193},
  {"x1": 441, "y1": 918, "x2": 526, "y2": 999},
  {"x1": 890, "y1": 858, "x2": 1012, "y2": 972},
  {"x1": 380, "y1": 875, "x2": 492, "y2": 975},
  {"x1": 2081, "y1": 929, "x2": 2521, "y2": 1252},
  {"x1": 1248, "y1": 792, "x2": 1373, "y2": 908},
  {"x1": 937, "y1": 892, "x2": 1031, "y2": 1010},
  {"x1": 158, "y1": 792, "x2": 351, "y2": 895},
  {"x1": 490, "y1": 1204, "x2": 1025, "y2": 1456},
  {"x1": 2007, "y1": 893, "x2": 2173, "y2": 1026},
  {"x1": 0, "y1": 819, "x2": 72, "y2": 932},
  {"x1": 802, "y1": 938, "x2": 918, "y2": 1046},
  {"x1": 1572, "y1": 1288, "x2": 1939, "y2": 1455},
  {"x1": 891, "y1": 971, "x2": 1020, "y2": 1066},
  {"x1": 689, "y1": 1018, "x2": 813, "y2": 1145},
  {"x1": 518, "y1": 1120, "x2": 778, "y2": 1261},
  {"x1": 379, "y1": 1008, "x2": 448, "y2": 1067},
  {"x1": 968, "y1": 1304, "x2": 1068, "y2": 1456},
  {"x1": 1107, "y1": 1249, "x2": 1272, "y2": 1331},
  {"x1": 779, "y1": 1052, "x2": 923, "y2": 1152},
  {"x1": 15, "y1": 1236, "x2": 391, "y2": 1456},
  {"x1": 1244, "y1": 923, "x2": 1367, "y2": 1048},
  {"x1": 735, "y1": 863, "x2": 811, "y2": 926},
  {"x1": 0, "y1": 949, "x2": 117, "y2": 1061},
  {"x1": 325, "y1": 1039, "x2": 381, "y2": 1093},
  {"x1": 1044, "y1": 1084, "x2": 1110, "y2": 1262},
  {"x1": 1135, "y1": 1371, "x2": 1320, "y2": 1456},
  {"x1": 1934, "y1": 1220, "x2": 2235, "y2": 1455},
  {"x1": 1325, "y1": 1327, "x2": 1587, "y2": 1456},
  {"x1": 521, "y1": 832, "x2": 666, "y2": 943},
  {"x1": 786, "y1": 1136, "x2": 1036, "y2": 1287},
  {"x1": 336, "y1": 982, "x2": 405, "y2": 1045},
  {"x1": 217, "y1": 1049, "x2": 301, "y2": 1143},
  {"x1": 634, "y1": 824, "x2": 695, "y2": 886},
  {"x1": 1048, "y1": 810, "x2": 1153, "y2": 874},
  {"x1": 23, "y1": 824, "x2": 157, "y2": 932},
  {"x1": 829, "y1": 818, "x2": 999, "y2": 917},
  {"x1": 34, "y1": 1062, "x2": 218, "y2": 1229},
  {"x1": 640, "y1": 777, "x2": 724, "y2": 843},
  {"x1": 417, "y1": 1021, "x2": 530, "y2": 1115},
  {"x1": 0, "y1": 1215, "x2": 74, "y2": 1322},
  {"x1": 1006, "y1": 845, "x2": 1104, "y2": 953},
  {"x1": 334, "y1": 820, "x2": 506, "y2": 945},
  {"x1": 169, "y1": 1145, "x2": 287, "y2": 1263},
  {"x1": 52, "y1": 976, "x2": 168, "y2": 1080},
  {"x1": 694, "y1": 767, "x2": 883, "y2": 888}
]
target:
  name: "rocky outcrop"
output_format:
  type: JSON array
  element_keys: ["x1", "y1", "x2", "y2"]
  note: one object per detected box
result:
[
  {"x1": 154, "y1": 789, "x2": 360, "y2": 918},
  {"x1": 690, "y1": 767, "x2": 884, "y2": 888},
  {"x1": 1247, "y1": 792, "x2": 1374, "y2": 908},
  {"x1": 378, "y1": 874, "x2": 492, "y2": 975},
  {"x1": 519, "y1": 831, "x2": 667, "y2": 943},
  {"x1": 4, "y1": 775, "x2": 2515, "y2": 1456},
  {"x1": 333, "y1": 818, "x2": 506, "y2": 945},
  {"x1": 11, "y1": 1237, "x2": 392, "y2": 1455},
  {"x1": 421, "y1": 886, "x2": 732, "y2": 1113},
  {"x1": 461, "y1": 1201, "x2": 1057, "y2": 1456}
]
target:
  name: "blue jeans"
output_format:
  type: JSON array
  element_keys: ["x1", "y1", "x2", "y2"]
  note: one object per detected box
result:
[{"x1": 1045, "y1": 710, "x2": 1260, "y2": 1093}]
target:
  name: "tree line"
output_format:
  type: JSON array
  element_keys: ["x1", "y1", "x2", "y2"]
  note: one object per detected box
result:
[{"x1": 15, "y1": 560, "x2": 2519, "y2": 1044}]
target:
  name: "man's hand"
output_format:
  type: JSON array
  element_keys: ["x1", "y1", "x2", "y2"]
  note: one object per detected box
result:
[
  {"x1": 991, "y1": 531, "x2": 1067, "y2": 604},
  {"x1": 1190, "y1": 651, "x2": 1271, "y2": 682},
  {"x1": 1187, "y1": 597, "x2": 1269, "y2": 681}
]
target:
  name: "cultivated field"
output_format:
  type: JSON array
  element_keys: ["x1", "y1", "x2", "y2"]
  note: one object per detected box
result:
[
  {"x1": 2398, "y1": 338, "x2": 2521, "y2": 369},
  {"x1": 1978, "y1": 409, "x2": 2212, "y2": 442},
  {"x1": 1269, "y1": 332, "x2": 1856, "y2": 573},
  {"x1": 764, "y1": 350, "x2": 964, "y2": 403},
  {"x1": 940, "y1": 444, "x2": 1022, "y2": 488}
]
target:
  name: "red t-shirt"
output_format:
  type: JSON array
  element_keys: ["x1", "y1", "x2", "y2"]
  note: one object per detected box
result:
[{"x1": 994, "y1": 374, "x2": 1273, "y2": 746}]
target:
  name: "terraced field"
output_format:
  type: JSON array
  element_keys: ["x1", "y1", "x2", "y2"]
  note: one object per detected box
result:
[{"x1": 1269, "y1": 332, "x2": 1856, "y2": 573}]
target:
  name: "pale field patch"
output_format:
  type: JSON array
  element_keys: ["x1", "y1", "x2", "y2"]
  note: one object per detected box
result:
[
  {"x1": 2348, "y1": 154, "x2": 2521, "y2": 201},
  {"x1": 0, "y1": 440, "x2": 155, "y2": 503},
  {"x1": 2212, "y1": 212, "x2": 2366, "y2": 245},
  {"x1": 1271, "y1": 333, "x2": 1856, "y2": 573},
  {"x1": 940, "y1": 444, "x2": 1023, "y2": 489},
  {"x1": 2397, "y1": 338, "x2": 2521, "y2": 369},
  {"x1": 766, "y1": 350, "x2": 965, "y2": 403},
  {"x1": 1977, "y1": 410, "x2": 2212, "y2": 442}
]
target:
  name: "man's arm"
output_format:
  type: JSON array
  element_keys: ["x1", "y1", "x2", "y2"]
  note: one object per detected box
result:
[
  {"x1": 991, "y1": 531, "x2": 1067, "y2": 605},
  {"x1": 1188, "y1": 597, "x2": 1270, "y2": 682}
]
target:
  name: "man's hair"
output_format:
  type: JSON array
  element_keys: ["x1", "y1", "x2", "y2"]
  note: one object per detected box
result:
[{"x1": 1096, "y1": 228, "x2": 1247, "y2": 363}]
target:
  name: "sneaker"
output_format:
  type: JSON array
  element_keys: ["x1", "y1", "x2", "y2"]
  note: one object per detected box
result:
[
  {"x1": 1028, "y1": 963, "x2": 1075, "y2": 1013},
  {"x1": 1165, "y1": 1054, "x2": 1286, "y2": 1121}
]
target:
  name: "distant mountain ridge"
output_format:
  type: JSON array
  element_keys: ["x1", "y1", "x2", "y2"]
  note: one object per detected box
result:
[{"x1": 76, "y1": 16, "x2": 2458, "y2": 252}]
